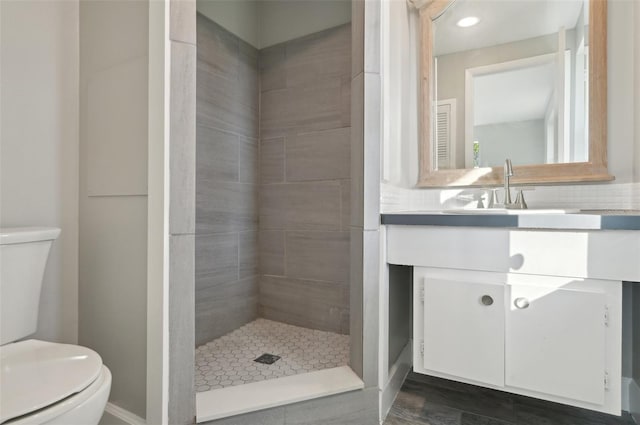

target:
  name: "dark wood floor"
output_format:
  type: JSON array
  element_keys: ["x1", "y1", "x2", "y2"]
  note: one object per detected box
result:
[{"x1": 384, "y1": 373, "x2": 638, "y2": 425}]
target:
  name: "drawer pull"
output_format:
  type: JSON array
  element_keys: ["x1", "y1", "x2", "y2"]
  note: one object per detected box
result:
[
  {"x1": 514, "y1": 297, "x2": 530, "y2": 309},
  {"x1": 481, "y1": 295, "x2": 494, "y2": 306}
]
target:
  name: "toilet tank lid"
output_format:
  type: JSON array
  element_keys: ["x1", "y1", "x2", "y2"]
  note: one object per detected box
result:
[
  {"x1": 0, "y1": 340, "x2": 103, "y2": 424},
  {"x1": 0, "y1": 227, "x2": 61, "y2": 245}
]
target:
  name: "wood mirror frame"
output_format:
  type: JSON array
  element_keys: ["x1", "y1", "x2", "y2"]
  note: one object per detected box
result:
[{"x1": 417, "y1": 0, "x2": 613, "y2": 187}]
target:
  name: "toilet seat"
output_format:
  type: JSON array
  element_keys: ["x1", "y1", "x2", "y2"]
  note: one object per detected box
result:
[{"x1": 0, "y1": 340, "x2": 103, "y2": 424}]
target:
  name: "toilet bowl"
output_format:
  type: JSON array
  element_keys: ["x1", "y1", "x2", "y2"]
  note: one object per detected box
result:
[{"x1": 0, "y1": 228, "x2": 111, "y2": 425}]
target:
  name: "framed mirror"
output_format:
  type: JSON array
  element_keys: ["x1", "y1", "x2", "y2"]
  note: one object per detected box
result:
[{"x1": 417, "y1": 0, "x2": 613, "y2": 187}]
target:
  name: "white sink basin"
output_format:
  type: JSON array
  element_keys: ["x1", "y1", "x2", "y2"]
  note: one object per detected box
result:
[{"x1": 448, "y1": 208, "x2": 580, "y2": 215}]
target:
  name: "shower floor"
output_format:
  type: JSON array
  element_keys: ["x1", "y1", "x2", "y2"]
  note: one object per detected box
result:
[{"x1": 194, "y1": 318, "x2": 350, "y2": 392}]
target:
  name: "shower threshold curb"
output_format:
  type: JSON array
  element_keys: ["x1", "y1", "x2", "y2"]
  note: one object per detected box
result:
[{"x1": 195, "y1": 365, "x2": 364, "y2": 423}]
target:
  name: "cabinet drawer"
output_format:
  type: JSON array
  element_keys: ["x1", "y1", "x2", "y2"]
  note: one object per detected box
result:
[{"x1": 387, "y1": 226, "x2": 640, "y2": 281}]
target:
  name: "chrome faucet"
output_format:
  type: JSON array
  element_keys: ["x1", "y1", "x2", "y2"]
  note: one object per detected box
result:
[{"x1": 504, "y1": 159, "x2": 513, "y2": 206}]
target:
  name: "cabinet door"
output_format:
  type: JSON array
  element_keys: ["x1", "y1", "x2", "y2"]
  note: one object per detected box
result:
[
  {"x1": 422, "y1": 277, "x2": 504, "y2": 387},
  {"x1": 505, "y1": 284, "x2": 606, "y2": 404}
]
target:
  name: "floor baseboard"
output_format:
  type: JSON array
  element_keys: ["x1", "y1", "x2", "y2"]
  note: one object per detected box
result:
[{"x1": 103, "y1": 402, "x2": 146, "y2": 425}]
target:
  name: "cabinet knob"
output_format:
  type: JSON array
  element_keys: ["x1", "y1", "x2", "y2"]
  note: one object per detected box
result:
[
  {"x1": 514, "y1": 297, "x2": 530, "y2": 309},
  {"x1": 481, "y1": 295, "x2": 494, "y2": 306}
]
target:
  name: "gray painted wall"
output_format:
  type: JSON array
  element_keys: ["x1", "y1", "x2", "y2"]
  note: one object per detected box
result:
[
  {"x1": 195, "y1": 13, "x2": 260, "y2": 346},
  {"x1": 258, "y1": 24, "x2": 352, "y2": 334},
  {"x1": 79, "y1": 0, "x2": 149, "y2": 418},
  {"x1": 473, "y1": 119, "x2": 545, "y2": 167}
]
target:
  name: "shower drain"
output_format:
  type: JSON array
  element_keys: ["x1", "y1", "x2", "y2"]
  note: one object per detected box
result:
[{"x1": 254, "y1": 353, "x2": 281, "y2": 365}]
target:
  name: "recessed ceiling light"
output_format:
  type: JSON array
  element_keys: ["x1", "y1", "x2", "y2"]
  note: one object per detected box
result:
[{"x1": 457, "y1": 16, "x2": 480, "y2": 28}]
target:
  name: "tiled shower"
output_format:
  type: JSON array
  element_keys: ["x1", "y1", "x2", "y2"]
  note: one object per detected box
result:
[{"x1": 195, "y1": 12, "x2": 351, "y2": 392}]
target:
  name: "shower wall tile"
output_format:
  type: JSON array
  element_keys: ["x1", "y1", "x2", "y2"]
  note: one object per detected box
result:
[
  {"x1": 170, "y1": 0, "x2": 196, "y2": 45},
  {"x1": 286, "y1": 25, "x2": 351, "y2": 88},
  {"x1": 238, "y1": 136, "x2": 258, "y2": 184},
  {"x1": 197, "y1": 14, "x2": 238, "y2": 78},
  {"x1": 195, "y1": 233, "x2": 238, "y2": 288},
  {"x1": 169, "y1": 41, "x2": 196, "y2": 235},
  {"x1": 286, "y1": 231, "x2": 350, "y2": 284},
  {"x1": 238, "y1": 231, "x2": 258, "y2": 279},
  {"x1": 259, "y1": 44, "x2": 287, "y2": 92},
  {"x1": 286, "y1": 127, "x2": 351, "y2": 182},
  {"x1": 260, "y1": 276, "x2": 349, "y2": 334},
  {"x1": 260, "y1": 137, "x2": 285, "y2": 184},
  {"x1": 258, "y1": 22, "x2": 352, "y2": 335},
  {"x1": 257, "y1": 184, "x2": 287, "y2": 230},
  {"x1": 195, "y1": 276, "x2": 259, "y2": 345},
  {"x1": 196, "y1": 181, "x2": 258, "y2": 234},
  {"x1": 168, "y1": 233, "x2": 195, "y2": 424},
  {"x1": 196, "y1": 14, "x2": 260, "y2": 343},
  {"x1": 286, "y1": 182, "x2": 342, "y2": 230},
  {"x1": 197, "y1": 67, "x2": 258, "y2": 139},
  {"x1": 340, "y1": 179, "x2": 351, "y2": 231},
  {"x1": 260, "y1": 78, "x2": 349, "y2": 140},
  {"x1": 259, "y1": 230, "x2": 285, "y2": 276},
  {"x1": 197, "y1": 125, "x2": 238, "y2": 183},
  {"x1": 259, "y1": 182, "x2": 342, "y2": 231}
]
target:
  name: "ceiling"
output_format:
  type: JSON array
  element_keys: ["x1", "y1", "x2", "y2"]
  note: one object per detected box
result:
[{"x1": 434, "y1": 0, "x2": 586, "y2": 56}]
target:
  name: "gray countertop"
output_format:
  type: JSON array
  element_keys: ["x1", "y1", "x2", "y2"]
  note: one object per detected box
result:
[{"x1": 380, "y1": 210, "x2": 640, "y2": 230}]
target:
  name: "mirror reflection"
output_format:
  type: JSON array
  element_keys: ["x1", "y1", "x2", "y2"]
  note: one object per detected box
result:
[{"x1": 433, "y1": 0, "x2": 589, "y2": 170}]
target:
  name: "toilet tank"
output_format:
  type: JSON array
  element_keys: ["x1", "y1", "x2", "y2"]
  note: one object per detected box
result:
[{"x1": 0, "y1": 227, "x2": 61, "y2": 345}]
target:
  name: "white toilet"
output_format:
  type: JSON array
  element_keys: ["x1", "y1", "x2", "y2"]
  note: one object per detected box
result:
[{"x1": 0, "y1": 227, "x2": 112, "y2": 425}]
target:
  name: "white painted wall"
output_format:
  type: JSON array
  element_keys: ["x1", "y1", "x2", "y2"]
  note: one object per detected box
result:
[
  {"x1": 79, "y1": 0, "x2": 149, "y2": 418},
  {"x1": 0, "y1": 0, "x2": 79, "y2": 345},
  {"x1": 197, "y1": 0, "x2": 351, "y2": 48}
]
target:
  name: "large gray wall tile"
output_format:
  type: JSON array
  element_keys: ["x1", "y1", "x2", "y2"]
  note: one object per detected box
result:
[
  {"x1": 260, "y1": 44, "x2": 287, "y2": 92},
  {"x1": 239, "y1": 231, "x2": 258, "y2": 279},
  {"x1": 197, "y1": 65, "x2": 258, "y2": 139},
  {"x1": 197, "y1": 14, "x2": 238, "y2": 79},
  {"x1": 169, "y1": 41, "x2": 196, "y2": 235},
  {"x1": 196, "y1": 233, "x2": 238, "y2": 288},
  {"x1": 260, "y1": 276, "x2": 349, "y2": 334},
  {"x1": 260, "y1": 137, "x2": 285, "y2": 184},
  {"x1": 196, "y1": 276, "x2": 258, "y2": 345},
  {"x1": 197, "y1": 180, "x2": 258, "y2": 234},
  {"x1": 259, "y1": 230, "x2": 285, "y2": 276},
  {"x1": 197, "y1": 125, "x2": 238, "y2": 183},
  {"x1": 286, "y1": 183, "x2": 342, "y2": 230},
  {"x1": 286, "y1": 231, "x2": 350, "y2": 284},
  {"x1": 260, "y1": 79, "x2": 349, "y2": 140},
  {"x1": 239, "y1": 136, "x2": 258, "y2": 184},
  {"x1": 169, "y1": 234, "x2": 195, "y2": 424},
  {"x1": 286, "y1": 127, "x2": 350, "y2": 182},
  {"x1": 285, "y1": 24, "x2": 351, "y2": 88},
  {"x1": 259, "y1": 182, "x2": 342, "y2": 231}
]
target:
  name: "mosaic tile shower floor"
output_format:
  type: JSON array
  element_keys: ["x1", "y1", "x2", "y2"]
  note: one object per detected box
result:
[{"x1": 194, "y1": 318, "x2": 350, "y2": 392}]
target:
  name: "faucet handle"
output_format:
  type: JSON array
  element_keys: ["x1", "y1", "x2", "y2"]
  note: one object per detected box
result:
[
  {"x1": 513, "y1": 189, "x2": 528, "y2": 209},
  {"x1": 487, "y1": 188, "x2": 500, "y2": 208}
]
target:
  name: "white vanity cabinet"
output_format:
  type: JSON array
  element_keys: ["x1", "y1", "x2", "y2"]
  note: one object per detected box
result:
[{"x1": 387, "y1": 225, "x2": 640, "y2": 415}]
